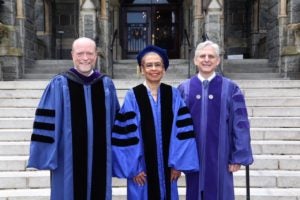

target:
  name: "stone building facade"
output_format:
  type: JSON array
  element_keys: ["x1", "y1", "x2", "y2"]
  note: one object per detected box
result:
[{"x1": 0, "y1": 0, "x2": 299, "y2": 80}]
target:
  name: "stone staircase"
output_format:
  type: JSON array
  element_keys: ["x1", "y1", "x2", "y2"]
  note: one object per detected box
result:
[
  {"x1": 222, "y1": 59, "x2": 283, "y2": 80},
  {"x1": 22, "y1": 58, "x2": 283, "y2": 80},
  {"x1": 0, "y1": 79, "x2": 300, "y2": 199}
]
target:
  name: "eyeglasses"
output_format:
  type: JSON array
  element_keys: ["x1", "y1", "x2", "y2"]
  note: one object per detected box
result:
[{"x1": 142, "y1": 62, "x2": 164, "y2": 69}]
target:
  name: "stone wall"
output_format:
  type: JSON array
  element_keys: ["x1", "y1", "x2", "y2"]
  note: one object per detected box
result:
[
  {"x1": 281, "y1": 0, "x2": 300, "y2": 78},
  {"x1": 0, "y1": 0, "x2": 38, "y2": 80},
  {"x1": 0, "y1": 0, "x2": 22, "y2": 80}
]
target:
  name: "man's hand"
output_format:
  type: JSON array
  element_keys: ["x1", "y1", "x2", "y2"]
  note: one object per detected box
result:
[
  {"x1": 171, "y1": 169, "x2": 181, "y2": 181},
  {"x1": 133, "y1": 171, "x2": 147, "y2": 186},
  {"x1": 228, "y1": 164, "x2": 241, "y2": 172}
]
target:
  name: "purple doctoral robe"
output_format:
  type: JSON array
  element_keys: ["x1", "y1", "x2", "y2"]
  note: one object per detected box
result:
[{"x1": 178, "y1": 74, "x2": 253, "y2": 200}]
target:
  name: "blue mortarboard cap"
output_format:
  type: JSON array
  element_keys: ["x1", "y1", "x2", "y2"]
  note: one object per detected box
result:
[{"x1": 136, "y1": 45, "x2": 169, "y2": 70}]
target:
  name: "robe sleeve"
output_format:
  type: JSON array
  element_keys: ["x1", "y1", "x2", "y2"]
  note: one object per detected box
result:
[
  {"x1": 104, "y1": 76, "x2": 120, "y2": 124},
  {"x1": 177, "y1": 79, "x2": 190, "y2": 105},
  {"x1": 27, "y1": 76, "x2": 65, "y2": 170},
  {"x1": 168, "y1": 88, "x2": 199, "y2": 173},
  {"x1": 112, "y1": 90, "x2": 144, "y2": 178},
  {"x1": 229, "y1": 84, "x2": 254, "y2": 166}
]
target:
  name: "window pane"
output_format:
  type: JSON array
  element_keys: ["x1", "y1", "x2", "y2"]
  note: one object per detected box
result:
[{"x1": 127, "y1": 12, "x2": 147, "y2": 23}]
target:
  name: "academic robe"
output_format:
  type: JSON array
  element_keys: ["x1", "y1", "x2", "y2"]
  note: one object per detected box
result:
[
  {"x1": 177, "y1": 74, "x2": 253, "y2": 200},
  {"x1": 112, "y1": 83, "x2": 199, "y2": 200},
  {"x1": 27, "y1": 70, "x2": 120, "y2": 200}
]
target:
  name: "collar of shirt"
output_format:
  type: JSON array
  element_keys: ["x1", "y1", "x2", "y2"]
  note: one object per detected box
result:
[
  {"x1": 197, "y1": 72, "x2": 216, "y2": 82},
  {"x1": 70, "y1": 68, "x2": 101, "y2": 84}
]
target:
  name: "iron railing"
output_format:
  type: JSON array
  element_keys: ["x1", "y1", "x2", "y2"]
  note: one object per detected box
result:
[
  {"x1": 184, "y1": 29, "x2": 192, "y2": 78},
  {"x1": 110, "y1": 29, "x2": 118, "y2": 78}
]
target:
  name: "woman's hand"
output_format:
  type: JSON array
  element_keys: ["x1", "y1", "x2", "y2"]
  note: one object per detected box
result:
[
  {"x1": 170, "y1": 169, "x2": 181, "y2": 181},
  {"x1": 133, "y1": 171, "x2": 147, "y2": 186}
]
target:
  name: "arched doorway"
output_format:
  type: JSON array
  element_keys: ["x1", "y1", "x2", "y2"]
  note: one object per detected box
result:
[{"x1": 120, "y1": 0, "x2": 182, "y2": 59}]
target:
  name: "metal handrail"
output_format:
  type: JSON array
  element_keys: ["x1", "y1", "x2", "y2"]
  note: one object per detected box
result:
[
  {"x1": 184, "y1": 29, "x2": 192, "y2": 78},
  {"x1": 110, "y1": 29, "x2": 118, "y2": 78}
]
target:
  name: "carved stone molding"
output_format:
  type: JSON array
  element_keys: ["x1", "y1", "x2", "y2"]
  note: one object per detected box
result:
[{"x1": 287, "y1": 23, "x2": 300, "y2": 53}]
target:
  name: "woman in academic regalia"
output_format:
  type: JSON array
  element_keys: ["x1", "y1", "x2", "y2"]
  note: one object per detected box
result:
[{"x1": 112, "y1": 45, "x2": 199, "y2": 200}]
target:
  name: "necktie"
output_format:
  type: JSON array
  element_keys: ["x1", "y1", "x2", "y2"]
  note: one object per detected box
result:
[{"x1": 203, "y1": 80, "x2": 209, "y2": 89}]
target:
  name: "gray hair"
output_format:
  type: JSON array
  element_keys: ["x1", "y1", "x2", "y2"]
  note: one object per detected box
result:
[{"x1": 194, "y1": 40, "x2": 220, "y2": 58}]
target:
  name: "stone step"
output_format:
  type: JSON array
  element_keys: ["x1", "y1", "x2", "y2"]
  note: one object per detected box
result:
[
  {"x1": 25, "y1": 61, "x2": 72, "y2": 73},
  {"x1": 223, "y1": 59, "x2": 275, "y2": 72},
  {"x1": 0, "y1": 129, "x2": 31, "y2": 141},
  {"x1": 0, "y1": 156, "x2": 28, "y2": 171},
  {"x1": 0, "y1": 140, "x2": 299, "y2": 156},
  {"x1": 1, "y1": 154, "x2": 299, "y2": 172},
  {"x1": 0, "y1": 188, "x2": 299, "y2": 200},
  {"x1": 246, "y1": 97, "x2": 300, "y2": 107},
  {"x1": 2, "y1": 106, "x2": 300, "y2": 118},
  {"x1": 22, "y1": 74, "x2": 58, "y2": 80},
  {"x1": 2, "y1": 86, "x2": 300, "y2": 99},
  {"x1": 0, "y1": 142, "x2": 29, "y2": 156},
  {"x1": 234, "y1": 170, "x2": 300, "y2": 188},
  {"x1": 0, "y1": 90, "x2": 43, "y2": 99},
  {"x1": 0, "y1": 128, "x2": 298, "y2": 142},
  {"x1": 0, "y1": 98, "x2": 39, "y2": 108},
  {"x1": 0, "y1": 169, "x2": 299, "y2": 190},
  {"x1": 1, "y1": 79, "x2": 299, "y2": 90},
  {"x1": 0, "y1": 79, "x2": 300, "y2": 100},
  {"x1": 248, "y1": 107, "x2": 300, "y2": 117},
  {"x1": 25, "y1": 67, "x2": 71, "y2": 74},
  {"x1": 252, "y1": 140, "x2": 300, "y2": 155},
  {"x1": 250, "y1": 117, "x2": 300, "y2": 128},
  {"x1": 0, "y1": 108, "x2": 36, "y2": 118},
  {"x1": 243, "y1": 88, "x2": 300, "y2": 97},
  {"x1": 251, "y1": 155, "x2": 300, "y2": 170},
  {"x1": 1, "y1": 116, "x2": 300, "y2": 129},
  {"x1": 224, "y1": 73, "x2": 283, "y2": 80},
  {"x1": 0, "y1": 118, "x2": 33, "y2": 129},
  {"x1": 1, "y1": 97, "x2": 300, "y2": 108},
  {"x1": 9, "y1": 106, "x2": 300, "y2": 117},
  {"x1": 118, "y1": 88, "x2": 300, "y2": 100},
  {"x1": 251, "y1": 128, "x2": 300, "y2": 141}
]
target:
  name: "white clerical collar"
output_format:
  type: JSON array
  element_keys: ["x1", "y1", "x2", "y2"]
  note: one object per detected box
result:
[
  {"x1": 74, "y1": 67, "x2": 94, "y2": 77},
  {"x1": 198, "y1": 72, "x2": 216, "y2": 82}
]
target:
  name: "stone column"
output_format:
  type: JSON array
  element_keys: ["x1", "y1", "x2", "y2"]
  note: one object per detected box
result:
[
  {"x1": 80, "y1": 0, "x2": 97, "y2": 39},
  {"x1": 16, "y1": 0, "x2": 24, "y2": 19},
  {"x1": 279, "y1": 0, "x2": 287, "y2": 17},
  {"x1": 278, "y1": 0, "x2": 288, "y2": 78},
  {"x1": 98, "y1": 0, "x2": 110, "y2": 75},
  {"x1": 44, "y1": 1, "x2": 51, "y2": 35},
  {"x1": 43, "y1": 0, "x2": 53, "y2": 58},
  {"x1": 205, "y1": 0, "x2": 222, "y2": 45},
  {"x1": 193, "y1": 0, "x2": 204, "y2": 47},
  {"x1": 251, "y1": 0, "x2": 260, "y2": 57},
  {"x1": 218, "y1": 0, "x2": 224, "y2": 73}
]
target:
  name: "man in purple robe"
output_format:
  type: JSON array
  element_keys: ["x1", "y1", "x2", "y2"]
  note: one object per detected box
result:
[{"x1": 178, "y1": 40, "x2": 253, "y2": 200}]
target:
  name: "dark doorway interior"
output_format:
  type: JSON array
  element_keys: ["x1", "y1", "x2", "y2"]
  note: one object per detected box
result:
[
  {"x1": 120, "y1": 1, "x2": 181, "y2": 59},
  {"x1": 54, "y1": 0, "x2": 79, "y2": 59}
]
